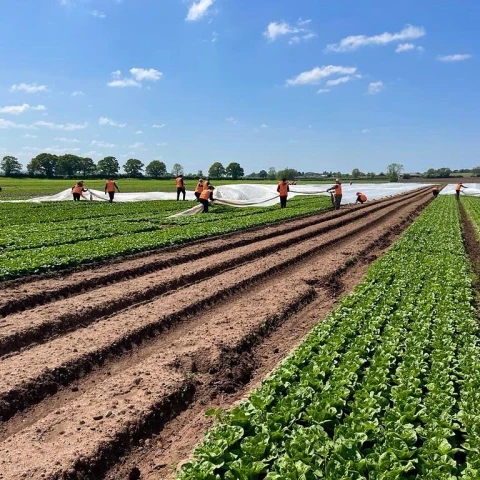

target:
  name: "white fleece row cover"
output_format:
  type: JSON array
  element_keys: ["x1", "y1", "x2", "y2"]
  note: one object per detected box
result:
[
  {"x1": 1, "y1": 183, "x2": 427, "y2": 206},
  {"x1": 440, "y1": 184, "x2": 480, "y2": 196}
]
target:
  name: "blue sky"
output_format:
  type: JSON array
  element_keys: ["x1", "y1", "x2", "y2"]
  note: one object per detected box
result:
[{"x1": 0, "y1": 0, "x2": 478, "y2": 174}]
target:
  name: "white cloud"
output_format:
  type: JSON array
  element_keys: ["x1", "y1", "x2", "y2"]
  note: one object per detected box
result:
[
  {"x1": 152, "y1": 123, "x2": 166, "y2": 128},
  {"x1": 10, "y1": 83, "x2": 48, "y2": 94},
  {"x1": 395, "y1": 43, "x2": 415, "y2": 53},
  {"x1": 326, "y1": 76, "x2": 353, "y2": 87},
  {"x1": 286, "y1": 65, "x2": 357, "y2": 86},
  {"x1": 186, "y1": 0, "x2": 215, "y2": 21},
  {"x1": 72, "y1": 90, "x2": 85, "y2": 97},
  {"x1": 0, "y1": 119, "x2": 31, "y2": 129},
  {"x1": 83, "y1": 150, "x2": 103, "y2": 159},
  {"x1": 226, "y1": 117, "x2": 239, "y2": 124},
  {"x1": 130, "y1": 68, "x2": 163, "y2": 82},
  {"x1": 368, "y1": 81, "x2": 384, "y2": 95},
  {"x1": 91, "y1": 140, "x2": 115, "y2": 148},
  {"x1": 23, "y1": 146, "x2": 81, "y2": 154},
  {"x1": 135, "y1": 130, "x2": 143, "y2": 135},
  {"x1": 326, "y1": 25, "x2": 426, "y2": 52},
  {"x1": 55, "y1": 137, "x2": 80, "y2": 143},
  {"x1": 23, "y1": 133, "x2": 38, "y2": 138},
  {"x1": 108, "y1": 78, "x2": 141, "y2": 88},
  {"x1": 91, "y1": 10, "x2": 106, "y2": 19},
  {"x1": 0, "y1": 104, "x2": 46, "y2": 115},
  {"x1": 437, "y1": 54, "x2": 472, "y2": 62},
  {"x1": 128, "y1": 142, "x2": 145, "y2": 149},
  {"x1": 33, "y1": 120, "x2": 88, "y2": 130},
  {"x1": 212, "y1": 32, "x2": 219, "y2": 43},
  {"x1": 317, "y1": 89, "x2": 330, "y2": 94},
  {"x1": 111, "y1": 70, "x2": 122, "y2": 79},
  {"x1": 265, "y1": 19, "x2": 316, "y2": 44},
  {"x1": 260, "y1": 124, "x2": 268, "y2": 128},
  {"x1": 99, "y1": 117, "x2": 126, "y2": 128}
]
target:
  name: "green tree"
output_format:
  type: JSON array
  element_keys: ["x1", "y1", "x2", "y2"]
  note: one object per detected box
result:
[
  {"x1": 171, "y1": 163, "x2": 184, "y2": 177},
  {"x1": 387, "y1": 163, "x2": 403, "y2": 182},
  {"x1": 277, "y1": 168, "x2": 298, "y2": 181},
  {"x1": 146, "y1": 160, "x2": 167, "y2": 178},
  {"x1": 352, "y1": 168, "x2": 361, "y2": 179},
  {"x1": 57, "y1": 154, "x2": 83, "y2": 177},
  {"x1": 258, "y1": 169, "x2": 268, "y2": 180},
  {"x1": 267, "y1": 167, "x2": 276, "y2": 180},
  {"x1": 197, "y1": 170, "x2": 204, "y2": 178},
  {"x1": 225, "y1": 162, "x2": 244, "y2": 180},
  {"x1": 78, "y1": 157, "x2": 96, "y2": 177},
  {"x1": 1, "y1": 156, "x2": 22, "y2": 176},
  {"x1": 124, "y1": 158, "x2": 144, "y2": 177},
  {"x1": 208, "y1": 162, "x2": 225, "y2": 178},
  {"x1": 97, "y1": 156, "x2": 120, "y2": 176},
  {"x1": 27, "y1": 153, "x2": 58, "y2": 178}
]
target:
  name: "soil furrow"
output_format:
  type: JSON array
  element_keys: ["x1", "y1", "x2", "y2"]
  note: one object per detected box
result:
[{"x1": 0, "y1": 187, "x2": 430, "y2": 317}]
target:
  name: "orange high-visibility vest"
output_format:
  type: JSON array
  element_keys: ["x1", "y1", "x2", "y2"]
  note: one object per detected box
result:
[
  {"x1": 203, "y1": 181, "x2": 210, "y2": 191},
  {"x1": 455, "y1": 184, "x2": 462, "y2": 192},
  {"x1": 334, "y1": 184, "x2": 342, "y2": 195},
  {"x1": 200, "y1": 189, "x2": 211, "y2": 200},
  {"x1": 106, "y1": 180, "x2": 116, "y2": 193},
  {"x1": 195, "y1": 182, "x2": 203, "y2": 193},
  {"x1": 176, "y1": 177, "x2": 184, "y2": 188},
  {"x1": 72, "y1": 184, "x2": 84, "y2": 195},
  {"x1": 278, "y1": 182, "x2": 288, "y2": 197},
  {"x1": 358, "y1": 193, "x2": 367, "y2": 202}
]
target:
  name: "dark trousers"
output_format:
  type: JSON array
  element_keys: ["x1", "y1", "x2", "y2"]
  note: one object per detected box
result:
[
  {"x1": 194, "y1": 192, "x2": 201, "y2": 201},
  {"x1": 356, "y1": 196, "x2": 365, "y2": 204},
  {"x1": 456, "y1": 191, "x2": 460, "y2": 200},
  {"x1": 334, "y1": 194, "x2": 342, "y2": 210},
  {"x1": 73, "y1": 193, "x2": 81, "y2": 202},
  {"x1": 177, "y1": 187, "x2": 186, "y2": 201},
  {"x1": 108, "y1": 192, "x2": 115, "y2": 202},
  {"x1": 280, "y1": 196, "x2": 287, "y2": 208},
  {"x1": 200, "y1": 198, "x2": 209, "y2": 213},
  {"x1": 432, "y1": 191, "x2": 439, "y2": 198}
]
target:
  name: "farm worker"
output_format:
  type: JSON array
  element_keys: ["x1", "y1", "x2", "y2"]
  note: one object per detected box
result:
[
  {"x1": 355, "y1": 192, "x2": 367, "y2": 204},
  {"x1": 105, "y1": 178, "x2": 120, "y2": 203},
  {"x1": 194, "y1": 178, "x2": 204, "y2": 201},
  {"x1": 277, "y1": 178, "x2": 289, "y2": 209},
  {"x1": 71, "y1": 181, "x2": 87, "y2": 202},
  {"x1": 203, "y1": 177, "x2": 211, "y2": 191},
  {"x1": 327, "y1": 179, "x2": 343, "y2": 210},
  {"x1": 455, "y1": 183, "x2": 466, "y2": 200},
  {"x1": 176, "y1": 175, "x2": 186, "y2": 201},
  {"x1": 199, "y1": 185, "x2": 214, "y2": 213},
  {"x1": 432, "y1": 185, "x2": 440, "y2": 198}
]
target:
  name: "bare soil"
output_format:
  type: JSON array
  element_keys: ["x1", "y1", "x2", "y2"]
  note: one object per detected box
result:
[{"x1": 0, "y1": 187, "x2": 432, "y2": 479}]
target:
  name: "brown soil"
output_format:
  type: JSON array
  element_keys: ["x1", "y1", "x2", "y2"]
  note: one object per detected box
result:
[{"x1": 0, "y1": 187, "x2": 432, "y2": 480}]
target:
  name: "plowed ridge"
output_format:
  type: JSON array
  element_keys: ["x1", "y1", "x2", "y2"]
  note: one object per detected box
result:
[{"x1": 0, "y1": 187, "x2": 432, "y2": 480}]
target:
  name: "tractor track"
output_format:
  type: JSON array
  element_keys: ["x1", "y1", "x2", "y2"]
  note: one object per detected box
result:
[{"x1": 0, "y1": 187, "x2": 432, "y2": 479}]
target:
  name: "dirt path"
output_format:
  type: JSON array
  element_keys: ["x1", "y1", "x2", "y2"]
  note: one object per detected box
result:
[{"x1": 0, "y1": 188, "x2": 432, "y2": 479}]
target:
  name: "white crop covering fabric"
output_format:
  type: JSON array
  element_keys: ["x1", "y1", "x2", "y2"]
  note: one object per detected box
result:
[{"x1": 440, "y1": 184, "x2": 480, "y2": 196}]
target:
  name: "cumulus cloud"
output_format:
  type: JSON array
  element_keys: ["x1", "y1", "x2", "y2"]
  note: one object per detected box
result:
[
  {"x1": 33, "y1": 120, "x2": 88, "y2": 130},
  {"x1": 395, "y1": 43, "x2": 415, "y2": 53},
  {"x1": 10, "y1": 83, "x2": 48, "y2": 94},
  {"x1": 91, "y1": 140, "x2": 115, "y2": 148},
  {"x1": 368, "y1": 81, "x2": 384, "y2": 95},
  {"x1": 55, "y1": 137, "x2": 80, "y2": 143},
  {"x1": 99, "y1": 117, "x2": 126, "y2": 128},
  {"x1": 23, "y1": 146, "x2": 81, "y2": 155},
  {"x1": 152, "y1": 124, "x2": 166, "y2": 129},
  {"x1": 326, "y1": 76, "x2": 354, "y2": 87},
  {"x1": 326, "y1": 25, "x2": 425, "y2": 52},
  {"x1": 128, "y1": 142, "x2": 145, "y2": 149},
  {"x1": 264, "y1": 19, "x2": 316, "y2": 44},
  {"x1": 286, "y1": 65, "x2": 357, "y2": 86},
  {"x1": 317, "y1": 89, "x2": 330, "y2": 94},
  {"x1": 108, "y1": 78, "x2": 141, "y2": 88},
  {"x1": 186, "y1": 0, "x2": 215, "y2": 21},
  {"x1": 130, "y1": 68, "x2": 163, "y2": 82},
  {"x1": 107, "y1": 68, "x2": 163, "y2": 87},
  {"x1": 0, "y1": 104, "x2": 46, "y2": 115},
  {"x1": 437, "y1": 54, "x2": 472, "y2": 62},
  {"x1": 135, "y1": 130, "x2": 143, "y2": 135}
]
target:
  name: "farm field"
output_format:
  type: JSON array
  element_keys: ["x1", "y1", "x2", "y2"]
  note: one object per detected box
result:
[{"x1": 0, "y1": 186, "x2": 437, "y2": 479}]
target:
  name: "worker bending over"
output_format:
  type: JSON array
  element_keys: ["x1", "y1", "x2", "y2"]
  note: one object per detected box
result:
[
  {"x1": 199, "y1": 185, "x2": 215, "y2": 213},
  {"x1": 432, "y1": 185, "x2": 440, "y2": 198},
  {"x1": 355, "y1": 192, "x2": 367, "y2": 204},
  {"x1": 72, "y1": 181, "x2": 88, "y2": 202},
  {"x1": 203, "y1": 177, "x2": 211, "y2": 191},
  {"x1": 176, "y1": 175, "x2": 186, "y2": 201},
  {"x1": 277, "y1": 178, "x2": 289, "y2": 208},
  {"x1": 327, "y1": 179, "x2": 343, "y2": 210},
  {"x1": 194, "y1": 178, "x2": 204, "y2": 201},
  {"x1": 455, "y1": 183, "x2": 466, "y2": 200},
  {"x1": 105, "y1": 178, "x2": 120, "y2": 203}
]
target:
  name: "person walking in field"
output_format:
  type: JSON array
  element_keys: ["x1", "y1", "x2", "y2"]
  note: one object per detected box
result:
[
  {"x1": 105, "y1": 178, "x2": 120, "y2": 203},
  {"x1": 176, "y1": 175, "x2": 186, "y2": 201},
  {"x1": 71, "y1": 181, "x2": 88, "y2": 202},
  {"x1": 455, "y1": 183, "x2": 466, "y2": 200},
  {"x1": 355, "y1": 192, "x2": 367, "y2": 204},
  {"x1": 199, "y1": 185, "x2": 215, "y2": 213},
  {"x1": 194, "y1": 178, "x2": 204, "y2": 201},
  {"x1": 277, "y1": 178, "x2": 289, "y2": 209},
  {"x1": 327, "y1": 179, "x2": 343, "y2": 210},
  {"x1": 432, "y1": 185, "x2": 440, "y2": 198}
]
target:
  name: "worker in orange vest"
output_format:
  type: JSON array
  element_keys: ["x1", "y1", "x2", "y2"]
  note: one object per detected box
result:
[
  {"x1": 455, "y1": 183, "x2": 466, "y2": 200},
  {"x1": 194, "y1": 178, "x2": 204, "y2": 201},
  {"x1": 277, "y1": 178, "x2": 289, "y2": 209},
  {"x1": 176, "y1": 175, "x2": 186, "y2": 201},
  {"x1": 355, "y1": 192, "x2": 367, "y2": 204},
  {"x1": 199, "y1": 185, "x2": 215, "y2": 213},
  {"x1": 327, "y1": 179, "x2": 343, "y2": 210},
  {"x1": 104, "y1": 178, "x2": 120, "y2": 203},
  {"x1": 432, "y1": 185, "x2": 440, "y2": 198},
  {"x1": 203, "y1": 177, "x2": 211, "y2": 191},
  {"x1": 71, "y1": 181, "x2": 87, "y2": 202}
]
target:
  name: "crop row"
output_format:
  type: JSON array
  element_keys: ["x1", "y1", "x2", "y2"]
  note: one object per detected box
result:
[
  {"x1": 0, "y1": 196, "x2": 331, "y2": 280},
  {"x1": 178, "y1": 196, "x2": 480, "y2": 479}
]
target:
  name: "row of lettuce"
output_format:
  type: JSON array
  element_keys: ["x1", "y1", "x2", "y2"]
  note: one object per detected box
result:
[
  {"x1": 178, "y1": 195, "x2": 480, "y2": 479},
  {"x1": 0, "y1": 196, "x2": 331, "y2": 280}
]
